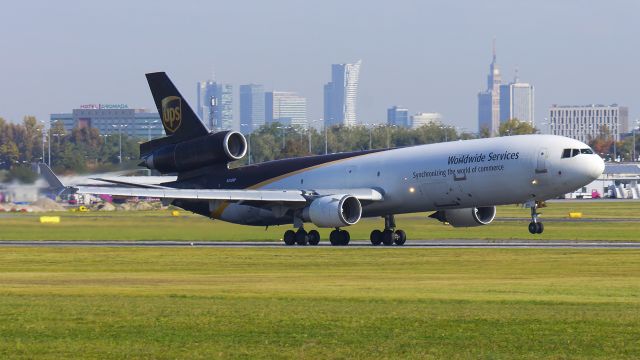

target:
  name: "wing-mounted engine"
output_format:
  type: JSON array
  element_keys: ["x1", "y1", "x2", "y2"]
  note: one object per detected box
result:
[
  {"x1": 429, "y1": 206, "x2": 496, "y2": 227},
  {"x1": 302, "y1": 194, "x2": 362, "y2": 228},
  {"x1": 140, "y1": 131, "x2": 247, "y2": 174}
]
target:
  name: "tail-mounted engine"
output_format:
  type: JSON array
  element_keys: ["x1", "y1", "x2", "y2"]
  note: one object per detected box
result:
[
  {"x1": 140, "y1": 131, "x2": 247, "y2": 173},
  {"x1": 429, "y1": 206, "x2": 496, "y2": 227}
]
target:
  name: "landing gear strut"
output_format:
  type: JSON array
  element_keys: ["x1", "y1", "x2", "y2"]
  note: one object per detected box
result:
[
  {"x1": 370, "y1": 215, "x2": 407, "y2": 246},
  {"x1": 528, "y1": 202, "x2": 544, "y2": 234}
]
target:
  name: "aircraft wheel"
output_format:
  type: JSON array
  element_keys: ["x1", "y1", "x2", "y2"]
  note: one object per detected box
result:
[
  {"x1": 394, "y1": 229, "x2": 407, "y2": 245},
  {"x1": 381, "y1": 229, "x2": 394, "y2": 246},
  {"x1": 528, "y1": 222, "x2": 537, "y2": 234},
  {"x1": 308, "y1": 230, "x2": 320, "y2": 245},
  {"x1": 283, "y1": 230, "x2": 296, "y2": 245},
  {"x1": 295, "y1": 229, "x2": 308, "y2": 245},
  {"x1": 370, "y1": 230, "x2": 382, "y2": 246},
  {"x1": 329, "y1": 230, "x2": 340, "y2": 246},
  {"x1": 340, "y1": 230, "x2": 350, "y2": 246},
  {"x1": 536, "y1": 222, "x2": 544, "y2": 234}
]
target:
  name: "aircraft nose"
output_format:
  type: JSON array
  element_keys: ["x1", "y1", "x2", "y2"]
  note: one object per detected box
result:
[{"x1": 586, "y1": 155, "x2": 605, "y2": 180}]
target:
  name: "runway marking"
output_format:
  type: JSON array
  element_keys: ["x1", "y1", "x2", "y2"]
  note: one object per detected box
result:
[{"x1": 0, "y1": 240, "x2": 639, "y2": 249}]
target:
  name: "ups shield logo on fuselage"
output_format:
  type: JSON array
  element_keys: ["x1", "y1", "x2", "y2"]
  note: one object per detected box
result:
[{"x1": 161, "y1": 96, "x2": 182, "y2": 133}]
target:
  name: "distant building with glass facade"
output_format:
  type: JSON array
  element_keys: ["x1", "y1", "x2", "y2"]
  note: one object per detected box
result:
[
  {"x1": 411, "y1": 112, "x2": 442, "y2": 129},
  {"x1": 239, "y1": 84, "x2": 265, "y2": 133},
  {"x1": 49, "y1": 104, "x2": 164, "y2": 140},
  {"x1": 197, "y1": 80, "x2": 234, "y2": 131},
  {"x1": 548, "y1": 104, "x2": 629, "y2": 142},
  {"x1": 499, "y1": 82, "x2": 535, "y2": 124},
  {"x1": 324, "y1": 60, "x2": 362, "y2": 127},
  {"x1": 387, "y1": 106, "x2": 410, "y2": 127},
  {"x1": 265, "y1": 91, "x2": 307, "y2": 127}
]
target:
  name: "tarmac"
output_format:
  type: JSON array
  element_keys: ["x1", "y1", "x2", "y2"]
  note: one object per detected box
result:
[{"x1": 1, "y1": 240, "x2": 639, "y2": 249}]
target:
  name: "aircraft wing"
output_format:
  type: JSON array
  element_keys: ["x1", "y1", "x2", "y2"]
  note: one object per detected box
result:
[
  {"x1": 73, "y1": 185, "x2": 308, "y2": 202},
  {"x1": 71, "y1": 186, "x2": 383, "y2": 203},
  {"x1": 40, "y1": 163, "x2": 383, "y2": 203}
]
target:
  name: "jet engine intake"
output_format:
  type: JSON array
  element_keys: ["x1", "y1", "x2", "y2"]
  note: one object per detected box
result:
[
  {"x1": 429, "y1": 206, "x2": 496, "y2": 227},
  {"x1": 303, "y1": 195, "x2": 362, "y2": 228},
  {"x1": 141, "y1": 131, "x2": 247, "y2": 173}
]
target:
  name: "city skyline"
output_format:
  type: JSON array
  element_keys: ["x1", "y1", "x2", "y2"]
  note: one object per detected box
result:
[{"x1": 1, "y1": 1, "x2": 638, "y2": 132}]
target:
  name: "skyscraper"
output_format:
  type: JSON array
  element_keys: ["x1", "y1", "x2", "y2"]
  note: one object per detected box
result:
[
  {"x1": 239, "y1": 84, "x2": 265, "y2": 133},
  {"x1": 324, "y1": 60, "x2": 362, "y2": 127},
  {"x1": 387, "y1": 106, "x2": 410, "y2": 127},
  {"x1": 197, "y1": 80, "x2": 216, "y2": 125},
  {"x1": 265, "y1": 91, "x2": 307, "y2": 127},
  {"x1": 477, "y1": 41, "x2": 501, "y2": 136},
  {"x1": 197, "y1": 80, "x2": 234, "y2": 131},
  {"x1": 499, "y1": 80, "x2": 535, "y2": 124}
]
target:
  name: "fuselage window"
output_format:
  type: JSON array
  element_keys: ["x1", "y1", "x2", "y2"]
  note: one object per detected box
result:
[
  {"x1": 572, "y1": 149, "x2": 580, "y2": 157},
  {"x1": 562, "y1": 149, "x2": 572, "y2": 158},
  {"x1": 580, "y1": 148, "x2": 593, "y2": 154}
]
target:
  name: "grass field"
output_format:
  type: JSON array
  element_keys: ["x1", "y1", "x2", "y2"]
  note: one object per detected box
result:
[
  {"x1": 0, "y1": 248, "x2": 639, "y2": 359},
  {"x1": 0, "y1": 201, "x2": 638, "y2": 241}
]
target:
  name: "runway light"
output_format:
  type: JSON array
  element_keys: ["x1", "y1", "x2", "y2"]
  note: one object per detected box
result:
[
  {"x1": 531, "y1": 179, "x2": 538, "y2": 185},
  {"x1": 409, "y1": 187, "x2": 415, "y2": 193}
]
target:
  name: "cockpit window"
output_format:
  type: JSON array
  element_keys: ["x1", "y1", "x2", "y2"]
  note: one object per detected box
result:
[{"x1": 562, "y1": 148, "x2": 593, "y2": 159}]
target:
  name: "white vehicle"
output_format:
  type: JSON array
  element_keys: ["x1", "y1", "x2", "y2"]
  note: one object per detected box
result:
[{"x1": 42, "y1": 73, "x2": 605, "y2": 246}]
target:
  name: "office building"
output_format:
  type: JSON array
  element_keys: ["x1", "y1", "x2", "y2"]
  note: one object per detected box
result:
[
  {"x1": 239, "y1": 84, "x2": 265, "y2": 133},
  {"x1": 500, "y1": 81, "x2": 535, "y2": 124},
  {"x1": 477, "y1": 41, "x2": 501, "y2": 136},
  {"x1": 49, "y1": 104, "x2": 164, "y2": 139},
  {"x1": 324, "y1": 60, "x2": 362, "y2": 127},
  {"x1": 265, "y1": 91, "x2": 307, "y2": 127},
  {"x1": 197, "y1": 80, "x2": 234, "y2": 131},
  {"x1": 387, "y1": 106, "x2": 410, "y2": 127},
  {"x1": 411, "y1": 112, "x2": 442, "y2": 129},
  {"x1": 548, "y1": 104, "x2": 629, "y2": 142}
]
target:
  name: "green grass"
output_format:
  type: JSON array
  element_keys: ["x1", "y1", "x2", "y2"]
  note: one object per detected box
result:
[
  {"x1": 1, "y1": 201, "x2": 639, "y2": 241},
  {"x1": 0, "y1": 248, "x2": 639, "y2": 359}
]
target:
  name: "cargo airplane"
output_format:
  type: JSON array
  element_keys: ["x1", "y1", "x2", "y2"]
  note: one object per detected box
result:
[{"x1": 42, "y1": 72, "x2": 605, "y2": 246}]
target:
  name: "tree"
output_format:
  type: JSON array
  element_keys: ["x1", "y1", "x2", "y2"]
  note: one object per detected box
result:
[{"x1": 499, "y1": 119, "x2": 538, "y2": 136}]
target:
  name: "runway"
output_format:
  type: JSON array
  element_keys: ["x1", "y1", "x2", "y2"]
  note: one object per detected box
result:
[{"x1": 1, "y1": 240, "x2": 639, "y2": 249}]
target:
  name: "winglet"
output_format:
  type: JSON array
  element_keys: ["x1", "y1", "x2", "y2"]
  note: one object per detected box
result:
[{"x1": 39, "y1": 163, "x2": 65, "y2": 190}]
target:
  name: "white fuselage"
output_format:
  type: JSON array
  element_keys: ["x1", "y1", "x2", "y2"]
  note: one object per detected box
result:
[{"x1": 219, "y1": 135, "x2": 604, "y2": 226}]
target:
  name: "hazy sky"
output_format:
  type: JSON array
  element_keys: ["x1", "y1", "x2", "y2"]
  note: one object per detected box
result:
[{"x1": 1, "y1": 0, "x2": 639, "y2": 132}]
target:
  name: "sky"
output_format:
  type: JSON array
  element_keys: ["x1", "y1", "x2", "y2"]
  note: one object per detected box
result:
[{"x1": 1, "y1": 0, "x2": 639, "y2": 132}]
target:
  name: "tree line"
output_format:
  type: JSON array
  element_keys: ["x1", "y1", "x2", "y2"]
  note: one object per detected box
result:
[
  {"x1": 6, "y1": 115, "x2": 637, "y2": 181},
  {"x1": 0, "y1": 117, "x2": 139, "y2": 182}
]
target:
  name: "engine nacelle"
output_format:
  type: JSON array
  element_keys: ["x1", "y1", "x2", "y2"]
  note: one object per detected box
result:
[
  {"x1": 303, "y1": 195, "x2": 362, "y2": 228},
  {"x1": 141, "y1": 131, "x2": 247, "y2": 173},
  {"x1": 429, "y1": 206, "x2": 496, "y2": 227}
]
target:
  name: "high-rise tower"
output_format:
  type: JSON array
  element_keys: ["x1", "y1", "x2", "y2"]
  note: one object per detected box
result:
[
  {"x1": 324, "y1": 60, "x2": 362, "y2": 127},
  {"x1": 478, "y1": 40, "x2": 501, "y2": 136},
  {"x1": 239, "y1": 84, "x2": 265, "y2": 133}
]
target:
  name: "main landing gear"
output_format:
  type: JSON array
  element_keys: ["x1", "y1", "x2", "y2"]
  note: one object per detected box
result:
[
  {"x1": 370, "y1": 215, "x2": 407, "y2": 246},
  {"x1": 528, "y1": 202, "x2": 544, "y2": 234},
  {"x1": 283, "y1": 228, "x2": 320, "y2": 246}
]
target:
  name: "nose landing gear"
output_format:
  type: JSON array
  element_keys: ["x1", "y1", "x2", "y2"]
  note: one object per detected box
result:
[{"x1": 528, "y1": 202, "x2": 544, "y2": 234}]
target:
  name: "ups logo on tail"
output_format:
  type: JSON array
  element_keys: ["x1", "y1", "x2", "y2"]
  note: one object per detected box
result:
[{"x1": 161, "y1": 96, "x2": 182, "y2": 133}]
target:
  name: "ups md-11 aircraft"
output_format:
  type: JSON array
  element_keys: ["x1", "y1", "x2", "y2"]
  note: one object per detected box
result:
[{"x1": 44, "y1": 72, "x2": 605, "y2": 246}]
